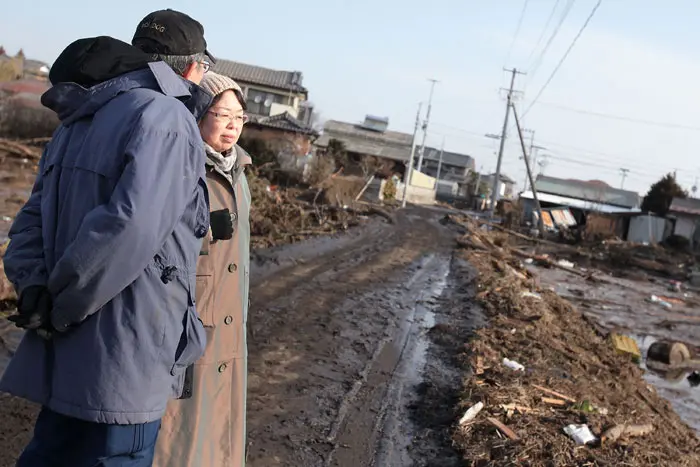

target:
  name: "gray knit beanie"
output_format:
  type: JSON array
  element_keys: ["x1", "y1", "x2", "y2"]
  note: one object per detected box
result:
[
  {"x1": 200, "y1": 72, "x2": 245, "y2": 107},
  {"x1": 200, "y1": 72, "x2": 241, "y2": 96}
]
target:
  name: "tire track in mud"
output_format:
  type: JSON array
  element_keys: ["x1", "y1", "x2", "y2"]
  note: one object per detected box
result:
[{"x1": 245, "y1": 208, "x2": 461, "y2": 467}]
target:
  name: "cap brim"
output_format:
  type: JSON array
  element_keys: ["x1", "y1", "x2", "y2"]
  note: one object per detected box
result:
[{"x1": 205, "y1": 49, "x2": 216, "y2": 64}]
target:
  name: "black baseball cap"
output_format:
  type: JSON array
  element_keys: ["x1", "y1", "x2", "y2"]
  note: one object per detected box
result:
[{"x1": 132, "y1": 9, "x2": 216, "y2": 64}]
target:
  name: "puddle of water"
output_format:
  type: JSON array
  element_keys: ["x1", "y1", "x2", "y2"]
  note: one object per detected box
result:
[
  {"x1": 373, "y1": 255, "x2": 451, "y2": 467},
  {"x1": 534, "y1": 266, "x2": 700, "y2": 435},
  {"x1": 632, "y1": 333, "x2": 700, "y2": 433}
]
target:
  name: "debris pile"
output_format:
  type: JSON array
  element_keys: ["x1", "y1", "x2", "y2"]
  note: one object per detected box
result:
[
  {"x1": 247, "y1": 169, "x2": 389, "y2": 249},
  {"x1": 450, "y1": 215, "x2": 700, "y2": 466}
]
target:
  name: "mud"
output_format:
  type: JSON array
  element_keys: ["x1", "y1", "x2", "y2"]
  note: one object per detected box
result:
[
  {"x1": 0, "y1": 206, "x2": 475, "y2": 466},
  {"x1": 244, "y1": 206, "x2": 463, "y2": 466}
]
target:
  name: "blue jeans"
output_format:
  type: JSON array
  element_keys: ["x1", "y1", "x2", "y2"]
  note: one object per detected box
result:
[{"x1": 16, "y1": 407, "x2": 161, "y2": 467}]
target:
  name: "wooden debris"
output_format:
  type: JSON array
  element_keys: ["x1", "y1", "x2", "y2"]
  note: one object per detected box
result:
[
  {"x1": 601, "y1": 424, "x2": 654, "y2": 444},
  {"x1": 541, "y1": 397, "x2": 567, "y2": 407},
  {"x1": 500, "y1": 403, "x2": 535, "y2": 415},
  {"x1": 486, "y1": 417, "x2": 519, "y2": 440},
  {"x1": 532, "y1": 384, "x2": 577, "y2": 403}
]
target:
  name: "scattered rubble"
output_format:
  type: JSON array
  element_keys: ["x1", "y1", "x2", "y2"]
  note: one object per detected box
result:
[{"x1": 450, "y1": 214, "x2": 700, "y2": 466}]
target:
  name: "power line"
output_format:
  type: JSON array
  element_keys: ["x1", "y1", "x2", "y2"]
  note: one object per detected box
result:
[
  {"x1": 524, "y1": 0, "x2": 603, "y2": 117},
  {"x1": 430, "y1": 122, "x2": 684, "y2": 174},
  {"x1": 526, "y1": 0, "x2": 562, "y2": 64},
  {"x1": 524, "y1": 101, "x2": 700, "y2": 131},
  {"x1": 505, "y1": 0, "x2": 530, "y2": 66},
  {"x1": 527, "y1": 0, "x2": 577, "y2": 77}
]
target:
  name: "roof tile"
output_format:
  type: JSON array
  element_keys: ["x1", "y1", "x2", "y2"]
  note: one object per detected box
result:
[{"x1": 213, "y1": 59, "x2": 307, "y2": 94}]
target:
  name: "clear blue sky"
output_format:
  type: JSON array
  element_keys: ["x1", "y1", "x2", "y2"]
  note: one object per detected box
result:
[{"x1": 3, "y1": 0, "x2": 700, "y2": 195}]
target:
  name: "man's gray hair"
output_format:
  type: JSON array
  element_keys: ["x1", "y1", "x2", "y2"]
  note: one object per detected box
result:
[{"x1": 152, "y1": 52, "x2": 206, "y2": 76}]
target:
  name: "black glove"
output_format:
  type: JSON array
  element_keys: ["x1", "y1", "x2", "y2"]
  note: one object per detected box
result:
[
  {"x1": 210, "y1": 208, "x2": 234, "y2": 241},
  {"x1": 7, "y1": 285, "x2": 53, "y2": 337}
]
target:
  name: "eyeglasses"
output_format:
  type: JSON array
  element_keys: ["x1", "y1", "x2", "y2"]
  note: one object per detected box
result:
[
  {"x1": 208, "y1": 110, "x2": 249, "y2": 126},
  {"x1": 200, "y1": 60, "x2": 211, "y2": 73}
]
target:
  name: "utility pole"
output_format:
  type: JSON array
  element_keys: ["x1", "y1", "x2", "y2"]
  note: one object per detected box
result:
[
  {"x1": 435, "y1": 137, "x2": 446, "y2": 183},
  {"x1": 489, "y1": 68, "x2": 525, "y2": 218},
  {"x1": 520, "y1": 129, "x2": 534, "y2": 190},
  {"x1": 401, "y1": 102, "x2": 423, "y2": 208},
  {"x1": 416, "y1": 79, "x2": 439, "y2": 172},
  {"x1": 511, "y1": 103, "x2": 545, "y2": 237},
  {"x1": 473, "y1": 165, "x2": 483, "y2": 196},
  {"x1": 619, "y1": 168, "x2": 630, "y2": 189},
  {"x1": 537, "y1": 154, "x2": 549, "y2": 176}
]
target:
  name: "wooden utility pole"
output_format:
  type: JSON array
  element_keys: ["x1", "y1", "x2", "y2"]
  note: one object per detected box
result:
[
  {"x1": 416, "y1": 79, "x2": 439, "y2": 172},
  {"x1": 401, "y1": 102, "x2": 423, "y2": 208},
  {"x1": 489, "y1": 68, "x2": 525, "y2": 218},
  {"x1": 511, "y1": 102, "x2": 545, "y2": 237},
  {"x1": 619, "y1": 168, "x2": 630, "y2": 189}
]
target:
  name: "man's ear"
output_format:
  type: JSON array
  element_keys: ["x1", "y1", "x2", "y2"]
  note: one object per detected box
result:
[{"x1": 182, "y1": 62, "x2": 199, "y2": 82}]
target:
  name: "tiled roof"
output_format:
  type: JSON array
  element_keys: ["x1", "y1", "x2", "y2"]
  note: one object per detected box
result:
[
  {"x1": 212, "y1": 59, "x2": 307, "y2": 94},
  {"x1": 535, "y1": 174, "x2": 640, "y2": 208},
  {"x1": 485, "y1": 173, "x2": 516, "y2": 184},
  {"x1": 249, "y1": 112, "x2": 318, "y2": 136},
  {"x1": 669, "y1": 197, "x2": 700, "y2": 216},
  {"x1": 422, "y1": 146, "x2": 474, "y2": 169},
  {"x1": 315, "y1": 120, "x2": 413, "y2": 162},
  {"x1": 0, "y1": 79, "x2": 49, "y2": 96}
]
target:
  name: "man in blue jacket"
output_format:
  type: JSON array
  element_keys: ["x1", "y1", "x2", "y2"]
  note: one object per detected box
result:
[{"x1": 1, "y1": 9, "x2": 215, "y2": 466}]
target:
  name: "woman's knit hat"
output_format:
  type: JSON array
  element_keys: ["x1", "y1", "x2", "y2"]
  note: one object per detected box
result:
[
  {"x1": 200, "y1": 72, "x2": 246, "y2": 108},
  {"x1": 200, "y1": 72, "x2": 241, "y2": 96}
]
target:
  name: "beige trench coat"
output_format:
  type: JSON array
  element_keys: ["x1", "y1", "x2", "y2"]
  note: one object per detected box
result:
[{"x1": 153, "y1": 146, "x2": 252, "y2": 467}]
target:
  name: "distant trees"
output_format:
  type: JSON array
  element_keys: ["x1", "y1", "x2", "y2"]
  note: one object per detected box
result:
[{"x1": 641, "y1": 173, "x2": 687, "y2": 216}]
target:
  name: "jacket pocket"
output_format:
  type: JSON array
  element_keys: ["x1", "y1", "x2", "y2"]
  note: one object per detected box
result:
[
  {"x1": 170, "y1": 277, "x2": 207, "y2": 376},
  {"x1": 195, "y1": 275, "x2": 215, "y2": 328}
]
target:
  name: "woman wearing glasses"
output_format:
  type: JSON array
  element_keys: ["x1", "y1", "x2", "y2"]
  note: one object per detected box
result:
[{"x1": 153, "y1": 72, "x2": 252, "y2": 467}]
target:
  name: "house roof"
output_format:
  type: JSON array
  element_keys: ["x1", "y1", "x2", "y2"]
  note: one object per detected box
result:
[
  {"x1": 0, "y1": 79, "x2": 49, "y2": 96},
  {"x1": 315, "y1": 120, "x2": 413, "y2": 162},
  {"x1": 24, "y1": 59, "x2": 49, "y2": 74},
  {"x1": 421, "y1": 146, "x2": 475, "y2": 169},
  {"x1": 212, "y1": 59, "x2": 308, "y2": 94},
  {"x1": 534, "y1": 174, "x2": 640, "y2": 208},
  {"x1": 483, "y1": 173, "x2": 516, "y2": 184},
  {"x1": 249, "y1": 112, "x2": 318, "y2": 136},
  {"x1": 520, "y1": 191, "x2": 641, "y2": 214},
  {"x1": 669, "y1": 197, "x2": 700, "y2": 216}
]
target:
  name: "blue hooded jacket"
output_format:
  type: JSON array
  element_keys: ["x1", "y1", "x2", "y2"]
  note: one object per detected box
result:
[{"x1": 0, "y1": 37, "x2": 212, "y2": 424}]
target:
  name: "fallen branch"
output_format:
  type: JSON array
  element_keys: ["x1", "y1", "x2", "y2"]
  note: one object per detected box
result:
[
  {"x1": 486, "y1": 417, "x2": 519, "y2": 441},
  {"x1": 532, "y1": 384, "x2": 577, "y2": 403},
  {"x1": 601, "y1": 424, "x2": 654, "y2": 444}
]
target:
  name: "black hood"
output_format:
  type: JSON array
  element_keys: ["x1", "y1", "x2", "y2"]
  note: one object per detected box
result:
[{"x1": 49, "y1": 36, "x2": 152, "y2": 87}]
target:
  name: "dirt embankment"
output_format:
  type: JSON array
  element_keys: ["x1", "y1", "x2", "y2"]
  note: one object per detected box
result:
[{"x1": 449, "y1": 215, "x2": 700, "y2": 466}]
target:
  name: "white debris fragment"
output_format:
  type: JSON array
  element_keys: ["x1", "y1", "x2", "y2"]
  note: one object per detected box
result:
[
  {"x1": 458, "y1": 401, "x2": 484, "y2": 425},
  {"x1": 521, "y1": 291, "x2": 542, "y2": 300},
  {"x1": 503, "y1": 358, "x2": 525, "y2": 372},
  {"x1": 563, "y1": 424, "x2": 597, "y2": 445}
]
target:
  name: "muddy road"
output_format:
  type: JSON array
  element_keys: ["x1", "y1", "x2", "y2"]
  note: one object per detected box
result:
[
  {"x1": 245, "y1": 207, "x2": 469, "y2": 467},
  {"x1": 0, "y1": 206, "x2": 479, "y2": 467}
]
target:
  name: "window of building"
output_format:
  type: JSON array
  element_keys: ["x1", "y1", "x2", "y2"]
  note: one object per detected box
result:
[{"x1": 246, "y1": 89, "x2": 288, "y2": 116}]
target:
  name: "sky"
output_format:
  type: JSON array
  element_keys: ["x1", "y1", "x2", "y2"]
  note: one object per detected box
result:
[{"x1": 2, "y1": 0, "x2": 700, "y2": 196}]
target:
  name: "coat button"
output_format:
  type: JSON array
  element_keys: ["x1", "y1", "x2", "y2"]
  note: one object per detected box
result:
[
  {"x1": 224, "y1": 316, "x2": 233, "y2": 325},
  {"x1": 218, "y1": 363, "x2": 227, "y2": 373},
  {"x1": 228, "y1": 263, "x2": 237, "y2": 273}
]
